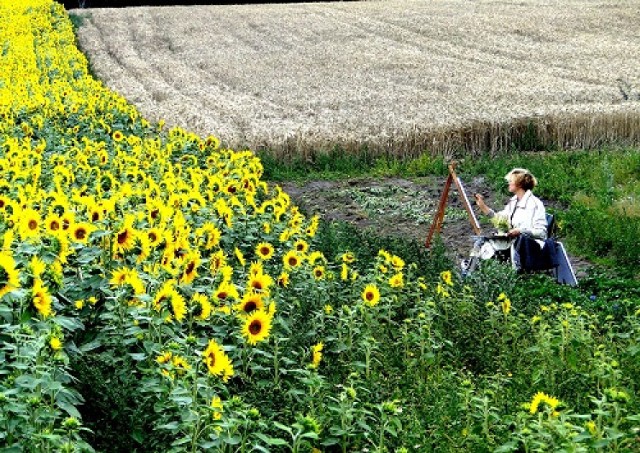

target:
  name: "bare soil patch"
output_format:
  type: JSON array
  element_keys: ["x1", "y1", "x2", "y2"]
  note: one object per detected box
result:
[
  {"x1": 280, "y1": 175, "x2": 501, "y2": 259},
  {"x1": 73, "y1": 0, "x2": 640, "y2": 158}
]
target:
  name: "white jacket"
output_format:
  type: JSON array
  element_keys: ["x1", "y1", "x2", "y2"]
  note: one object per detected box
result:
[{"x1": 495, "y1": 190, "x2": 548, "y2": 245}]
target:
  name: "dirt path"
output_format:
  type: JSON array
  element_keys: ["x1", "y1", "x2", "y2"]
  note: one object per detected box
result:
[
  {"x1": 280, "y1": 175, "x2": 498, "y2": 261},
  {"x1": 279, "y1": 176, "x2": 591, "y2": 276}
]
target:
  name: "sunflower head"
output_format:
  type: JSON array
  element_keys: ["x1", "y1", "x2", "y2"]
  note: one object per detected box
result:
[
  {"x1": 242, "y1": 310, "x2": 273, "y2": 345},
  {"x1": 283, "y1": 250, "x2": 301, "y2": 269},
  {"x1": 255, "y1": 242, "x2": 274, "y2": 261},
  {"x1": 362, "y1": 284, "x2": 381, "y2": 307}
]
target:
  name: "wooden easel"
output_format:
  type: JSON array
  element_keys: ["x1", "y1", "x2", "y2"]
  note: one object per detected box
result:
[{"x1": 425, "y1": 162, "x2": 482, "y2": 248}]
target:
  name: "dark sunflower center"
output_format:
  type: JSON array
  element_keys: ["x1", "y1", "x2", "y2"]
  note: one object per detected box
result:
[
  {"x1": 186, "y1": 262, "x2": 196, "y2": 274},
  {"x1": 28, "y1": 219, "x2": 38, "y2": 230},
  {"x1": 75, "y1": 228, "x2": 87, "y2": 240},
  {"x1": 366, "y1": 292, "x2": 374, "y2": 301},
  {"x1": 260, "y1": 247, "x2": 270, "y2": 256},
  {"x1": 249, "y1": 320, "x2": 262, "y2": 335},
  {"x1": 244, "y1": 301, "x2": 257, "y2": 313},
  {"x1": 117, "y1": 230, "x2": 128, "y2": 244}
]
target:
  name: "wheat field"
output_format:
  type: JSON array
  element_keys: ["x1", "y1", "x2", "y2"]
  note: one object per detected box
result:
[{"x1": 73, "y1": 0, "x2": 640, "y2": 159}]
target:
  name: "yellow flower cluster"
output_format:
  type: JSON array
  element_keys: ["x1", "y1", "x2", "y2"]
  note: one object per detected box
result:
[{"x1": 0, "y1": 0, "x2": 324, "y2": 379}]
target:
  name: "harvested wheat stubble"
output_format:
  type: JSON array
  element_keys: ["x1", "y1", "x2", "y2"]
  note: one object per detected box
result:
[{"x1": 73, "y1": 0, "x2": 640, "y2": 159}]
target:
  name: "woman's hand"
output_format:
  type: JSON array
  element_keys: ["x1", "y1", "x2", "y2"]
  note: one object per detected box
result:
[
  {"x1": 474, "y1": 193, "x2": 491, "y2": 215},
  {"x1": 507, "y1": 228, "x2": 521, "y2": 238}
]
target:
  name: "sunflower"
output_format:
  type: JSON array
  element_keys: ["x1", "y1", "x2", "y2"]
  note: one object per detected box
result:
[
  {"x1": 341, "y1": 252, "x2": 356, "y2": 264},
  {"x1": 60, "y1": 211, "x2": 75, "y2": 232},
  {"x1": 192, "y1": 293, "x2": 212, "y2": 320},
  {"x1": 242, "y1": 310, "x2": 273, "y2": 345},
  {"x1": 213, "y1": 281, "x2": 239, "y2": 302},
  {"x1": 248, "y1": 261, "x2": 264, "y2": 277},
  {"x1": 389, "y1": 272, "x2": 404, "y2": 289},
  {"x1": 109, "y1": 267, "x2": 131, "y2": 287},
  {"x1": 378, "y1": 249, "x2": 392, "y2": 262},
  {"x1": 29, "y1": 256, "x2": 46, "y2": 278},
  {"x1": 361, "y1": 284, "x2": 381, "y2": 307},
  {"x1": 110, "y1": 267, "x2": 145, "y2": 295},
  {"x1": 234, "y1": 247, "x2": 245, "y2": 267},
  {"x1": 19, "y1": 208, "x2": 42, "y2": 240},
  {"x1": 211, "y1": 396, "x2": 223, "y2": 420},
  {"x1": 246, "y1": 272, "x2": 273, "y2": 294},
  {"x1": 277, "y1": 272, "x2": 290, "y2": 288},
  {"x1": 341, "y1": 263, "x2": 349, "y2": 281},
  {"x1": 440, "y1": 270, "x2": 453, "y2": 287},
  {"x1": 205, "y1": 135, "x2": 221, "y2": 150},
  {"x1": 153, "y1": 280, "x2": 182, "y2": 318},
  {"x1": 202, "y1": 339, "x2": 234, "y2": 381},
  {"x1": 49, "y1": 337, "x2": 63, "y2": 352},
  {"x1": 255, "y1": 242, "x2": 274, "y2": 261},
  {"x1": 32, "y1": 278, "x2": 52, "y2": 318},
  {"x1": 196, "y1": 223, "x2": 221, "y2": 250},
  {"x1": 88, "y1": 205, "x2": 103, "y2": 223},
  {"x1": 497, "y1": 292, "x2": 511, "y2": 315},
  {"x1": 180, "y1": 252, "x2": 200, "y2": 284},
  {"x1": 209, "y1": 251, "x2": 227, "y2": 275},
  {"x1": 312, "y1": 266, "x2": 325, "y2": 280},
  {"x1": 310, "y1": 342, "x2": 323, "y2": 369},
  {"x1": 235, "y1": 293, "x2": 264, "y2": 315},
  {"x1": 294, "y1": 239, "x2": 309, "y2": 253},
  {"x1": 306, "y1": 215, "x2": 320, "y2": 237},
  {"x1": 283, "y1": 250, "x2": 302, "y2": 269},
  {"x1": 114, "y1": 217, "x2": 136, "y2": 254},
  {"x1": 112, "y1": 130, "x2": 124, "y2": 142},
  {"x1": 70, "y1": 222, "x2": 93, "y2": 243},
  {"x1": 0, "y1": 252, "x2": 20, "y2": 299},
  {"x1": 171, "y1": 355, "x2": 191, "y2": 375},
  {"x1": 529, "y1": 392, "x2": 561, "y2": 415},
  {"x1": 391, "y1": 255, "x2": 405, "y2": 271},
  {"x1": 146, "y1": 227, "x2": 164, "y2": 248},
  {"x1": 156, "y1": 351, "x2": 173, "y2": 364}
]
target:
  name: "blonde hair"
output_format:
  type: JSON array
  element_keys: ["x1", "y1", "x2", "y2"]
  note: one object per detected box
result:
[{"x1": 505, "y1": 168, "x2": 537, "y2": 191}]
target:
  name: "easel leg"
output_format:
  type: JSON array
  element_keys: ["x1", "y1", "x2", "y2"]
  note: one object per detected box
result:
[{"x1": 425, "y1": 174, "x2": 452, "y2": 248}]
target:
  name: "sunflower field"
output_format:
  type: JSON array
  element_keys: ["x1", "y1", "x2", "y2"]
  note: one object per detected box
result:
[{"x1": 1, "y1": 1, "x2": 639, "y2": 452}]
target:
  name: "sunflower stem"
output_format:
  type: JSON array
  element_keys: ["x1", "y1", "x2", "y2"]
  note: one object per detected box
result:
[{"x1": 273, "y1": 336, "x2": 280, "y2": 387}]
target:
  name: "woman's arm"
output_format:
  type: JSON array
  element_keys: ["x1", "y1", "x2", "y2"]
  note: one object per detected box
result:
[{"x1": 474, "y1": 193, "x2": 495, "y2": 216}]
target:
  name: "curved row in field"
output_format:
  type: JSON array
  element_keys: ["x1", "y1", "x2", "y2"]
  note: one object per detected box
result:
[{"x1": 73, "y1": 0, "x2": 640, "y2": 158}]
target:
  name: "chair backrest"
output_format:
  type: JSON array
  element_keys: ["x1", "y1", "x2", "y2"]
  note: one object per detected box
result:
[{"x1": 546, "y1": 213, "x2": 556, "y2": 238}]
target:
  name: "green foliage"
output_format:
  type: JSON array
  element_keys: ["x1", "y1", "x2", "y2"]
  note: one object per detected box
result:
[{"x1": 258, "y1": 147, "x2": 450, "y2": 182}]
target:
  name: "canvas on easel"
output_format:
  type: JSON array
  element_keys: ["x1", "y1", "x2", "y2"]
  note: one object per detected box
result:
[{"x1": 426, "y1": 162, "x2": 481, "y2": 248}]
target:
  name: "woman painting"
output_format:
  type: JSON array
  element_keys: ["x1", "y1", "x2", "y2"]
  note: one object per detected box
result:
[{"x1": 472, "y1": 168, "x2": 548, "y2": 270}]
